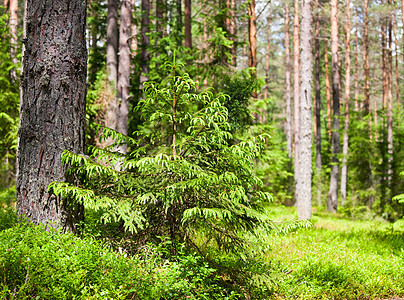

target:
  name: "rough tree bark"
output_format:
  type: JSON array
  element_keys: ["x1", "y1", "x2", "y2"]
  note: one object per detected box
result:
[
  {"x1": 285, "y1": 3, "x2": 292, "y2": 159},
  {"x1": 184, "y1": 0, "x2": 192, "y2": 48},
  {"x1": 327, "y1": 0, "x2": 340, "y2": 213},
  {"x1": 17, "y1": 0, "x2": 87, "y2": 230},
  {"x1": 314, "y1": 0, "x2": 322, "y2": 206},
  {"x1": 296, "y1": 0, "x2": 312, "y2": 220},
  {"x1": 341, "y1": 0, "x2": 351, "y2": 206}
]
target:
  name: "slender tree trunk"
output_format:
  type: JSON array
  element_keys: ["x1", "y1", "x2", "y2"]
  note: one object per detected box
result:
[
  {"x1": 324, "y1": 41, "x2": 332, "y2": 138},
  {"x1": 402, "y1": 0, "x2": 404, "y2": 62},
  {"x1": 327, "y1": 0, "x2": 340, "y2": 213},
  {"x1": 117, "y1": 0, "x2": 132, "y2": 147},
  {"x1": 296, "y1": 0, "x2": 312, "y2": 220},
  {"x1": 393, "y1": 11, "x2": 399, "y2": 106},
  {"x1": 264, "y1": 14, "x2": 271, "y2": 100},
  {"x1": 17, "y1": 0, "x2": 87, "y2": 230},
  {"x1": 230, "y1": 0, "x2": 237, "y2": 66},
  {"x1": 382, "y1": 20, "x2": 387, "y2": 109},
  {"x1": 140, "y1": 0, "x2": 150, "y2": 85},
  {"x1": 184, "y1": 0, "x2": 192, "y2": 48},
  {"x1": 3, "y1": 0, "x2": 9, "y2": 9},
  {"x1": 104, "y1": 0, "x2": 119, "y2": 138},
  {"x1": 248, "y1": 0, "x2": 257, "y2": 73},
  {"x1": 285, "y1": 4, "x2": 292, "y2": 159},
  {"x1": 354, "y1": 14, "x2": 359, "y2": 112},
  {"x1": 363, "y1": 0, "x2": 370, "y2": 115},
  {"x1": 387, "y1": 0, "x2": 393, "y2": 186},
  {"x1": 314, "y1": 0, "x2": 322, "y2": 206},
  {"x1": 131, "y1": 0, "x2": 138, "y2": 56},
  {"x1": 341, "y1": 0, "x2": 351, "y2": 206},
  {"x1": 9, "y1": 0, "x2": 18, "y2": 82},
  {"x1": 176, "y1": 0, "x2": 182, "y2": 45},
  {"x1": 293, "y1": 0, "x2": 300, "y2": 180},
  {"x1": 107, "y1": 0, "x2": 118, "y2": 87}
]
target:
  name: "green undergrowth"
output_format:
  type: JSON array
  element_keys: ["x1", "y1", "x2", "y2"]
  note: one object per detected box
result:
[
  {"x1": 0, "y1": 220, "x2": 240, "y2": 299},
  {"x1": 261, "y1": 205, "x2": 404, "y2": 299}
]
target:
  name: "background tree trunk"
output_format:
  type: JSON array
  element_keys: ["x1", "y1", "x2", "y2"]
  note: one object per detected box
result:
[
  {"x1": 314, "y1": 0, "x2": 322, "y2": 207},
  {"x1": 363, "y1": 0, "x2": 370, "y2": 115},
  {"x1": 9, "y1": 0, "x2": 18, "y2": 82},
  {"x1": 117, "y1": 0, "x2": 132, "y2": 148},
  {"x1": 324, "y1": 41, "x2": 331, "y2": 138},
  {"x1": 327, "y1": 0, "x2": 340, "y2": 213},
  {"x1": 293, "y1": 0, "x2": 300, "y2": 187},
  {"x1": 17, "y1": 0, "x2": 87, "y2": 230},
  {"x1": 107, "y1": 0, "x2": 118, "y2": 87},
  {"x1": 296, "y1": 0, "x2": 312, "y2": 220},
  {"x1": 184, "y1": 0, "x2": 192, "y2": 48},
  {"x1": 140, "y1": 0, "x2": 150, "y2": 85},
  {"x1": 285, "y1": 4, "x2": 292, "y2": 159},
  {"x1": 341, "y1": 0, "x2": 351, "y2": 206},
  {"x1": 248, "y1": 0, "x2": 257, "y2": 72},
  {"x1": 354, "y1": 10, "x2": 359, "y2": 112}
]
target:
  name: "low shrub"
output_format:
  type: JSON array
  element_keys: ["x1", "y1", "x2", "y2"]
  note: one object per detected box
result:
[{"x1": 0, "y1": 221, "x2": 240, "y2": 299}]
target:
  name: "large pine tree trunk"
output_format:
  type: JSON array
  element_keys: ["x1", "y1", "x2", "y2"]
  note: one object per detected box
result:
[
  {"x1": 341, "y1": 0, "x2": 351, "y2": 206},
  {"x1": 327, "y1": 0, "x2": 340, "y2": 213},
  {"x1": 285, "y1": 4, "x2": 292, "y2": 159},
  {"x1": 296, "y1": 0, "x2": 312, "y2": 220},
  {"x1": 9, "y1": 0, "x2": 18, "y2": 82},
  {"x1": 314, "y1": 0, "x2": 322, "y2": 206},
  {"x1": 17, "y1": 0, "x2": 87, "y2": 230},
  {"x1": 117, "y1": 0, "x2": 132, "y2": 145},
  {"x1": 184, "y1": 0, "x2": 192, "y2": 48}
]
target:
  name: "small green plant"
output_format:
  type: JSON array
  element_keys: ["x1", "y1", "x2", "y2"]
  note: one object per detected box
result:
[{"x1": 50, "y1": 60, "x2": 272, "y2": 252}]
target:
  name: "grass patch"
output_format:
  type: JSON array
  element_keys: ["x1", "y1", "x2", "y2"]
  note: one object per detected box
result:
[{"x1": 261, "y1": 205, "x2": 404, "y2": 299}]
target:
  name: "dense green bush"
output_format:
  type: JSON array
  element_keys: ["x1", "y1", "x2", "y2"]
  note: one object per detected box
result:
[{"x1": 0, "y1": 221, "x2": 240, "y2": 299}]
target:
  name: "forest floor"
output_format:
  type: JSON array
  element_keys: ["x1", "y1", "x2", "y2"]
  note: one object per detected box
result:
[{"x1": 260, "y1": 205, "x2": 404, "y2": 299}]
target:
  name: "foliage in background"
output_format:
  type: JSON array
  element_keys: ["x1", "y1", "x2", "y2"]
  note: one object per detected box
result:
[{"x1": 0, "y1": 7, "x2": 20, "y2": 189}]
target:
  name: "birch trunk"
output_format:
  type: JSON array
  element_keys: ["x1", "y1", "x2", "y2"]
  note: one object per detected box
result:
[
  {"x1": 17, "y1": 0, "x2": 87, "y2": 230},
  {"x1": 296, "y1": 0, "x2": 312, "y2": 220},
  {"x1": 363, "y1": 0, "x2": 370, "y2": 115}
]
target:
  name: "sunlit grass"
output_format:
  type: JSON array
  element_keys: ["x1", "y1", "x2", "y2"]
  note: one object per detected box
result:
[{"x1": 261, "y1": 204, "x2": 404, "y2": 299}]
